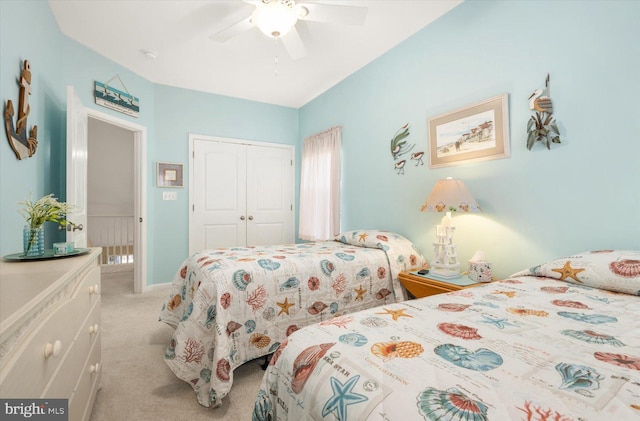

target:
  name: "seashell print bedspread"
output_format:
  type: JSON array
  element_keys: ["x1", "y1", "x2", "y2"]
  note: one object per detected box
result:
[
  {"x1": 159, "y1": 232, "x2": 425, "y2": 407},
  {"x1": 255, "y1": 274, "x2": 640, "y2": 420}
]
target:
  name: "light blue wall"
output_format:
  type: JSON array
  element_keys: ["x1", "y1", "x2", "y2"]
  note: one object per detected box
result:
[
  {"x1": 1, "y1": 0, "x2": 156, "y2": 274},
  {"x1": 151, "y1": 84, "x2": 298, "y2": 284},
  {"x1": 0, "y1": 1, "x2": 297, "y2": 287},
  {"x1": 300, "y1": 0, "x2": 640, "y2": 278},
  {"x1": 2, "y1": 1, "x2": 638, "y2": 284},
  {"x1": 1, "y1": 0, "x2": 67, "y2": 250}
]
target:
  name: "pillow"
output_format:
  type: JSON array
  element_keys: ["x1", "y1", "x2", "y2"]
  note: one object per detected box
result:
[
  {"x1": 511, "y1": 250, "x2": 640, "y2": 295},
  {"x1": 335, "y1": 229, "x2": 399, "y2": 249},
  {"x1": 334, "y1": 229, "x2": 427, "y2": 268}
]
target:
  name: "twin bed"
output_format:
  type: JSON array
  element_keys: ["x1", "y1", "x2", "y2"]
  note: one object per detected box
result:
[
  {"x1": 160, "y1": 242, "x2": 640, "y2": 419},
  {"x1": 254, "y1": 249, "x2": 640, "y2": 420},
  {"x1": 158, "y1": 230, "x2": 426, "y2": 407}
]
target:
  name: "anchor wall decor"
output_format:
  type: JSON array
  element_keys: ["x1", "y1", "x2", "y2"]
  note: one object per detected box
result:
[{"x1": 4, "y1": 59, "x2": 38, "y2": 160}]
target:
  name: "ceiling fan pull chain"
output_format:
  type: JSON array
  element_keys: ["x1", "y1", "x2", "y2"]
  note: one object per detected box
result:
[{"x1": 274, "y1": 38, "x2": 279, "y2": 77}]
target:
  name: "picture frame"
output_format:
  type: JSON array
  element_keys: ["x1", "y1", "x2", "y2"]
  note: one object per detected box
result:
[
  {"x1": 157, "y1": 162, "x2": 183, "y2": 188},
  {"x1": 427, "y1": 93, "x2": 510, "y2": 169}
]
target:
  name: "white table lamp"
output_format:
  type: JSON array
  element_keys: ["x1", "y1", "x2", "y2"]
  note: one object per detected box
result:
[{"x1": 421, "y1": 177, "x2": 481, "y2": 279}]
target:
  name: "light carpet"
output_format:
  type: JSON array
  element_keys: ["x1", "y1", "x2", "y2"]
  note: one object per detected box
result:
[{"x1": 90, "y1": 268, "x2": 264, "y2": 420}]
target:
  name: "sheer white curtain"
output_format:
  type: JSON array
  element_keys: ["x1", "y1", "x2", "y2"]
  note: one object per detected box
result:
[{"x1": 299, "y1": 126, "x2": 341, "y2": 241}]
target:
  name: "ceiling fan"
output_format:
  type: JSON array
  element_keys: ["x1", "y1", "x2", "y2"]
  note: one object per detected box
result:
[{"x1": 209, "y1": 0, "x2": 368, "y2": 60}]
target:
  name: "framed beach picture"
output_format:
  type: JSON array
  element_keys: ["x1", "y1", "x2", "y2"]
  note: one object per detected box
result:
[
  {"x1": 427, "y1": 93, "x2": 510, "y2": 168},
  {"x1": 157, "y1": 162, "x2": 183, "y2": 187}
]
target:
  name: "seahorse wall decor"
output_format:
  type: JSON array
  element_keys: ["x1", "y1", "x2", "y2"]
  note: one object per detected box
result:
[
  {"x1": 4, "y1": 59, "x2": 38, "y2": 160},
  {"x1": 526, "y1": 73, "x2": 561, "y2": 150},
  {"x1": 389, "y1": 123, "x2": 424, "y2": 174}
]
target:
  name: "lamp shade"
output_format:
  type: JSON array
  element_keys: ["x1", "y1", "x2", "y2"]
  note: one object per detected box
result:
[{"x1": 420, "y1": 178, "x2": 481, "y2": 213}]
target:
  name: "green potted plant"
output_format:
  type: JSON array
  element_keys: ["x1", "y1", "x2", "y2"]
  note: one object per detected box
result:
[{"x1": 19, "y1": 193, "x2": 74, "y2": 256}]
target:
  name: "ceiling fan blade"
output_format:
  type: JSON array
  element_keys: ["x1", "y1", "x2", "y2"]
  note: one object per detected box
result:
[
  {"x1": 281, "y1": 27, "x2": 307, "y2": 60},
  {"x1": 209, "y1": 16, "x2": 254, "y2": 42},
  {"x1": 298, "y1": 2, "x2": 367, "y2": 26}
]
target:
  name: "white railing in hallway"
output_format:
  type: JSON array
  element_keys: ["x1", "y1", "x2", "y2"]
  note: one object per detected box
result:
[{"x1": 88, "y1": 215, "x2": 134, "y2": 265}]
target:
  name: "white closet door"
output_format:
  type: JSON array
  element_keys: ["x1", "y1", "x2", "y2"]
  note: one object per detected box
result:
[
  {"x1": 246, "y1": 145, "x2": 294, "y2": 246},
  {"x1": 191, "y1": 140, "x2": 247, "y2": 252}
]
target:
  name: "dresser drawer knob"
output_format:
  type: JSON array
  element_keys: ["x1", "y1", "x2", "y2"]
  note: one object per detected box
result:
[
  {"x1": 44, "y1": 340, "x2": 62, "y2": 358},
  {"x1": 89, "y1": 284, "x2": 100, "y2": 295},
  {"x1": 89, "y1": 324, "x2": 99, "y2": 334},
  {"x1": 90, "y1": 363, "x2": 101, "y2": 374}
]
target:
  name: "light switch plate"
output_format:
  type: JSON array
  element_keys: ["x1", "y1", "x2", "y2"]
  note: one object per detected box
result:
[{"x1": 163, "y1": 191, "x2": 177, "y2": 201}]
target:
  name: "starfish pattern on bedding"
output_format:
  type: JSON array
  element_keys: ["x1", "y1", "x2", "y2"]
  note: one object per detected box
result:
[
  {"x1": 478, "y1": 314, "x2": 517, "y2": 329},
  {"x1": 358, "y1": 232, "x2": 368, "y2": 242},
  {"x1": 375, "y1": 307, "x2": 412, "y2": 321},
  {"x1": 277, "y1": 297, "x2": 295, "y2": 316},
  {"x1": 354, "y1": 285, "x2": 367, "y2": 301},
  {"x1": 322, "y1": 375, "x2": 368, "y2": 421},
  {"x1": 551, "y1": 261, "x2": 586, "y2": 283}
]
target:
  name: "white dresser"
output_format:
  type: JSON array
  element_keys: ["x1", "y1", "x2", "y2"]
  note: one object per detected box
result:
[{"x1": 0, "y1": 248, "x2": 102, "y2": 421}]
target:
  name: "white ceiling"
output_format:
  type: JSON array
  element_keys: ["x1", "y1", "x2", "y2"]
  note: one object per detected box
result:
[{"x1": 49, "y1": 0, "x2": 462, "y2": 108}]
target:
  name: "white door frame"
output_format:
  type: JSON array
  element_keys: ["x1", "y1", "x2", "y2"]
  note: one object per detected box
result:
[
  {"x1": 188, "y1": 133, "x2": 295, "y2": 254},
  {"x1": 87, "y1": 108, "x2": 147, "y2": 294},
  {"x1": 66, "y1": 87, "x2": 89, "y2": 249}
]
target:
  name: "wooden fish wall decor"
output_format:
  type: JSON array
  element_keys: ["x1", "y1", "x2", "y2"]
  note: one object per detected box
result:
[
  {"x1": 390, "y1": 123, "x2": 424, "y2": 174},
  {"x1": 4, "y1": 60, "x2": 38, "y2": 160},
  {"x1": 526, "y1": 73, "x2": 561, "y2": 150}
]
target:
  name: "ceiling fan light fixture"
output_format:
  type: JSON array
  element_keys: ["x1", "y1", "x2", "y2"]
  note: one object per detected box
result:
[
  {"x1": 252, "y1": 0, "x2": 297, "y2": 38},
  {"x1": 296, "y1": 6, "x2": 309, "y2": 19}
]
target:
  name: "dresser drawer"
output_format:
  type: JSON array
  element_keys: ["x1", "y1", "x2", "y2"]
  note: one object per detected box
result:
[
  {"x1": 70, "y1": 266, "x2": 101, "y2": 328},
  {"x1": 43, "y1": 300, "x2": 101, "y2": 399},
  {"x1": 0, "y1": 265, "x2": 101, "y2": 397},
  {"x1": 69, "y1": 332, "x2": 102, "y2": 421}
]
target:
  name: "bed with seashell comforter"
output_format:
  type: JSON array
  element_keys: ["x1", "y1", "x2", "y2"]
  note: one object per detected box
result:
[
  {"x1": 254, "y1": 250, "x2": 640, "y2": 420},
  {"x1": 158, "y1": 230, "x2": 426, "y2": 408}
]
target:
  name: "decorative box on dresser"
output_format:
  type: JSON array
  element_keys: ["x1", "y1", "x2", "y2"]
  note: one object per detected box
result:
[{"x1": 0, "y1": 248, "x2": 102, "y2": 421}]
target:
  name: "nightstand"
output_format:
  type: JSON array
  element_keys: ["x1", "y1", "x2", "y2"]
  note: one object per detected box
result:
[{"x1": 399, "y1": 270, "x2": 493, "y2": 298}]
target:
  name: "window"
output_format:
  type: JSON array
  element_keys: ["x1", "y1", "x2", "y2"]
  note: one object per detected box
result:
[{"x1": 299, "y1": 126, "x2": 341, "y2": 241}]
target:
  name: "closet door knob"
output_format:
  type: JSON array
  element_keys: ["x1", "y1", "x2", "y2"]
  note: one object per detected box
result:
[
  {"x1": 89, "y1": 324, "x2": 99, "y2": 334},
  {"x1": 89, "y1": 284, "x2": 100, "y2": 295},
  {"x1": 240, "y1": 216, "x2": 245, "y2": 221},
  {"x1": 248, "y1": 216, "x2": 254, "y2": 221},
  {"x1": 90, "y1": 363, "x2": 101, "y2": 374},
  {"x1": 44, "y1": 340, "x2": 62, "y2": 358}
]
